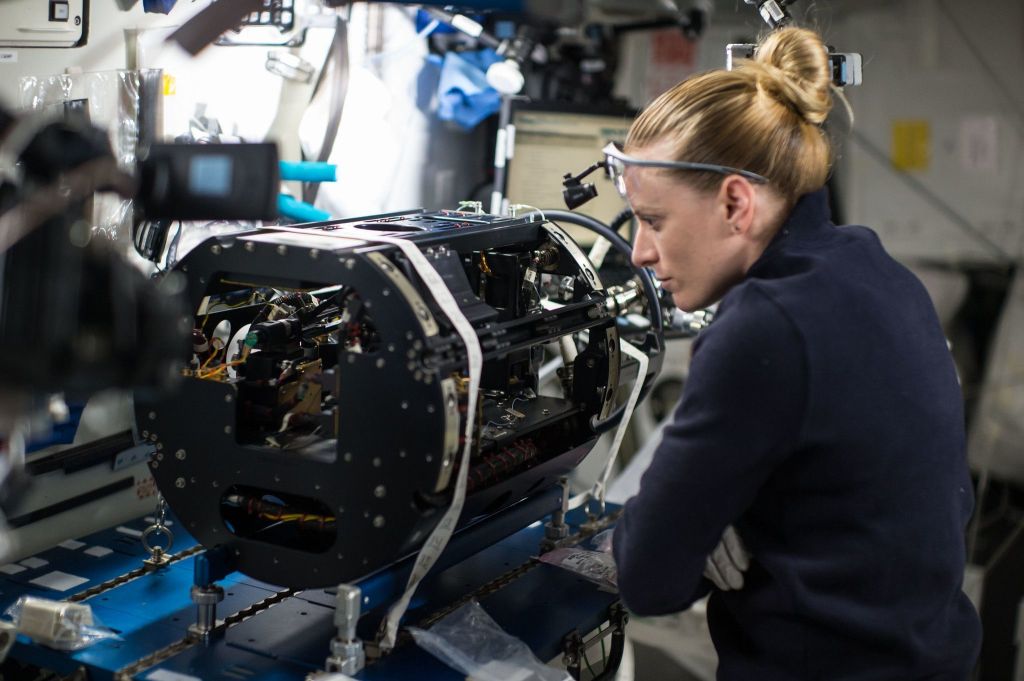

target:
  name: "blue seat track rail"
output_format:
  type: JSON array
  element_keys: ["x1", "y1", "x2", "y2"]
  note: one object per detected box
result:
[{"x1": 0, "y1": 506, "x2": 620, "y2": 681}]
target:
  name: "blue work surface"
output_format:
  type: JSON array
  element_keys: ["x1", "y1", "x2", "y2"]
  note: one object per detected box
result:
[{"x1": 1, "y1": 508, "x2": 620, "y2": 680}]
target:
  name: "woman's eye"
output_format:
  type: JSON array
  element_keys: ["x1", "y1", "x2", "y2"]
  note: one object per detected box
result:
[{"x1": 640, "y1": 216, "x2": 660, "y2": 230}]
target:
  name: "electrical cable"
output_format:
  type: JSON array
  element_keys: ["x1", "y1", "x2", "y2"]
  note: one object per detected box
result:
[
  {"x1": 539, "y1": 209, "x2": 662, "y2": 333},
  {"x1": 303, "y1": 16, "x2": 349, "y2": 206},
  {"x1": 537, "y1": 209, "x2": 664, "y2": 434}
]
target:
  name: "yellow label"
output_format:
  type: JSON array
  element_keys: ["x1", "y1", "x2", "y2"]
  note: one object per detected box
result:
[
  {"x1": 891, "y1": 120, "x2": 930, "y2": 171},
  {"x1": 162, "y1": 73, "x2": 176, "y2": 96}
]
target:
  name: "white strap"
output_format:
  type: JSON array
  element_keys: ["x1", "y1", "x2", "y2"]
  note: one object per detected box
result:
[
  {"x1": 591, "y1": 339, "x2": 648, "y2": 514},
  {"x1": 254, "y1": 225, "x2": 481, "y2": 651}
]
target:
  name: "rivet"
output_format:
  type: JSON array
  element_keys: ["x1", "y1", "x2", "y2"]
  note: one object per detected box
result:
[
  {"x1": 373, "y1": 515, "x2": 385, "y2": 528},
  {"x1": 382, "y1": 288, "x2": 390, "y2": 297},
  {"x1": 399, "y1": 450, "x2": 407, "y2": 458},
  {"x1": 426, "y1": 404, "x2": 435, "y2": 414},
  {"x1": 176, "y1": 449, "x2": 186, "y2": 460},
  {"x1": 310, "y1": 249, "x2": 320, "y2": 260},
  {"x1": 347, "y1": 355, "x2": 356, "y2": 364},
  {"x1": 224, "y1": 425, "x2": 232, "y2": 435},
  {"x1": 225, "y1": 394, "x2": 233, "y2": 403},
  {"x1": 212, "y1": 480, "x2": 219, "y2": 488},
  {"x1": 244, "y1": 242, "x2": 255, "y2": 252},
  {"x1": 343, "y1": 452, "x2": 353, "y2": 462},
  {"x1": 211, "y1": 244, "x2": 222, "y2": 255},
  {"x1": 141, "y1": 430, "x2": 150, "y2": 439},
  {"x1": 148, "y1": 411, "x2": 156, "y2": 420},
  {"x1": 276, "y1": 245, "x2": 287, "y2": 255},
  {"x1": 376, "y1": 358, "x2": 385, "y2": 369},
  {"x1": 374, "y1": 485, "x2": 386, "y2": 498},
  {"x1": 175, "y1": 477, "x2": 186, "y2": 488},
  {"x1": 372, "y1": 457, "x2": 381, "y2": 467},
  {"x1": 149, "y1": 433, "x2": 158, "y2": 442},
  {"x1": 401, "y1": 401, "x2": 408, "y2": 410},
  {"x1": 156, "y1": 452, "x2": 164, "y2": 461},
  {"x1": 345, "y1": 259, "x2": 355, "y2": 270}
]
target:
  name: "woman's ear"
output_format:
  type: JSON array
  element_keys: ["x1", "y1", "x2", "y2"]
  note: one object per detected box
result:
[{"x1": 718, "y1": 176, "x2": 756, "y2": 235}]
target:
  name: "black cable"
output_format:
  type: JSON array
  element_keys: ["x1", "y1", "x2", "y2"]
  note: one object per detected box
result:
[
  {"x1": 609, "y1": 208, "x2": 633, "y2": 238},
  {"x1": 539, "y1": 209, "x2": 664, "y2": 434}
]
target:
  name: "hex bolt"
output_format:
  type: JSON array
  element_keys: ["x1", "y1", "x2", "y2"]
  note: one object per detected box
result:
[
  {"x1": 326, "y1": 584, "x2": 365, "y2": 675},
  {"x1": 189, "y1": 584, "x2": 224, "y2": 643}
]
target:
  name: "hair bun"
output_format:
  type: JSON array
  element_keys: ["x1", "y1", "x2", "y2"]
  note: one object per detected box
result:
[{"x1": 748, "y1": 27, "x2": 832, "y2": 125}]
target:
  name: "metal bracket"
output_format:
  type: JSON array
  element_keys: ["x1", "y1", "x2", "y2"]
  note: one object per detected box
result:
[{"x1": 561, "y1": 602, "x2": 628, "y2": 681}]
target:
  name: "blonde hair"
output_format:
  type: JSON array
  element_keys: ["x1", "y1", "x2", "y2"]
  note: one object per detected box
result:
[{"x1": 625, "y1": 27, "x2": 836, "y2": 201}]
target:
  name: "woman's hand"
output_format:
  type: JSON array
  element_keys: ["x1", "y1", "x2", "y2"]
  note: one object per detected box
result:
[{"x1": 703, "y1": 525, "x2": 750, "y2": 590}]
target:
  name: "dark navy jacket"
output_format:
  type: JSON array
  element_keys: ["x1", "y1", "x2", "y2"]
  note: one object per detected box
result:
[{"x1": 612, "y1": 189, "x2": 981, "y2": 680}]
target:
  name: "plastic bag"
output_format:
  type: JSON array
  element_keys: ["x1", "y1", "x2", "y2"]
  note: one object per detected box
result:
[
  {"x1": 591, "y1": 528, "x2": 614, "y2": 554},
  {"x1": 538, "y1": 547, "x2": 618, "y2": 592},
  {"x1": 4, "y1": 596, "x2": 119, "y2": 650},
  {"x1": 409, "y1": 601, "x2": 571, "y2": 681}
]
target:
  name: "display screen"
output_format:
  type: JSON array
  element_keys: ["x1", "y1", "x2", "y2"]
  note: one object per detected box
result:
[{"x1": 189, "y1": 154, "x2": 233, "y2": 197}]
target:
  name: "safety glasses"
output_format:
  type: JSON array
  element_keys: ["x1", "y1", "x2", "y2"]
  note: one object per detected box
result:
[{"x1": 601, "y1": 141, "x2": 770, "y2": 199}]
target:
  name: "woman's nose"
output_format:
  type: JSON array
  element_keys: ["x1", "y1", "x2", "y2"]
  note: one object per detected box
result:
[{"x1": 631, "y1": 225, "x2": 656, "y2": 269}]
